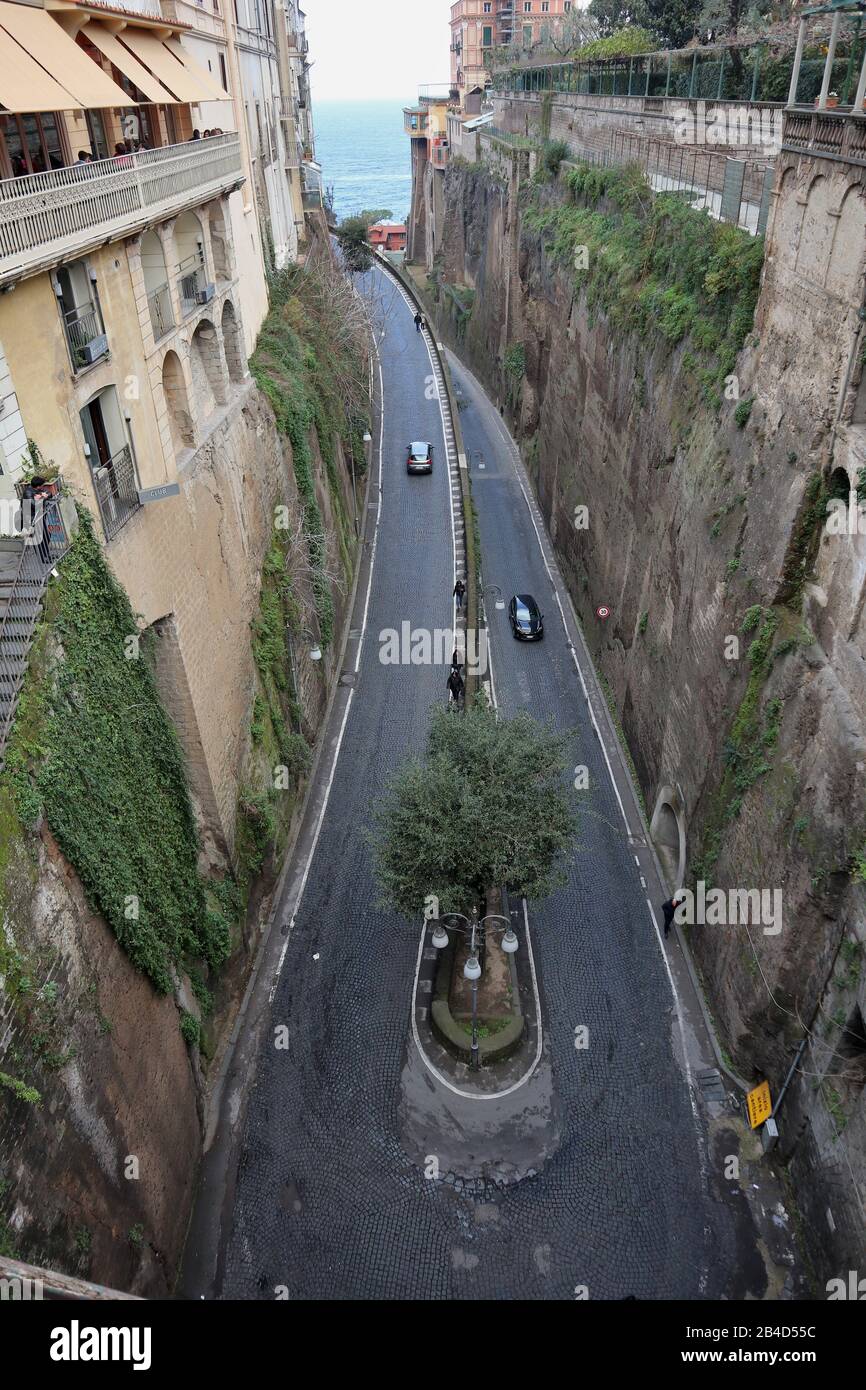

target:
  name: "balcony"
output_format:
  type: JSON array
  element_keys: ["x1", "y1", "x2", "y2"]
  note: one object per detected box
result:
[
  {"x1": 147, "y1": 281, "x2": 174, "y2": 341},
  {"x1": 404, "y1": 108, "x2": 429, "y2": 136},
  {"x1": 431, "y1": 142, "x2": 450, "y2": 168},
  {"x1": 177, "y1": 256, "x2": 205, "y2": 318},
  {"x1": 783, "y1": 109, "x2": 866, "y2": 166},
  {"x1": 91, "y1": 444, "x2": 141, "y2": 543},
  {"x1": 63, "y1": 299, "x2": 109, "y2": 371},
  {"x1": 0, "y1": 135, "x2": 243, "y2": 288}
]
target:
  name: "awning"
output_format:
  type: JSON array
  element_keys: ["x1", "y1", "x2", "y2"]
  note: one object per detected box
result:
[
  {"x1": 80, "y1": 22, "x2": 181, "y2": 105},
  {"x1": 118, "y1": 29, "x2": 214, "y2": 103},
  {"x1": 0, "y1": 2, "x2": 133, "y2": 109},
  {"x1": 164, "y1": 37, "x2": 229, "y2": 101},
  {"x1": 0, "y1": 24, "x2": 77, "y2": 113}
]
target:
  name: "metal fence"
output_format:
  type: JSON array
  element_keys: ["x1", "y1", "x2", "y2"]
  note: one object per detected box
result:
[
  {"x1": 484, "y1": 125, "x2": 774, "y2": 236},
  {"x1": 491, "y1": 40, "x2": 860, "y2": 107}
]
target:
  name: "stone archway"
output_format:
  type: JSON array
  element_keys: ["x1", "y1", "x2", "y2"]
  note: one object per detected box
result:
[
  {"x1": 161, "y1": 349, "x2": 194, "y2": 454},
  {"x1": 650, "y1": 784, "x2": 687, "y2": 891},
  {"x1": 190, "y1": 318, "x2": 226, "y2": 417},
  {"x1": 221, "y1": 299, "x2": 244, "y2": 383}
]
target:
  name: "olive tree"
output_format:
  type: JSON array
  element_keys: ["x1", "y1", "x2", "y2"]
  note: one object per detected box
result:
[{"x1": 371, "y1": 705, "x2": 580, "y2": 918}]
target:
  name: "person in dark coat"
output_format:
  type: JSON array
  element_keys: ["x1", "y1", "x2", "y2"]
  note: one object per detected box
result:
[
  {"x1": 454, "y1": 578, "x2": 466, "y2": 611},
  {"x1": 447, "y1": 667, "x2": 464, "y2": 708},
  {"x1": 413, "y1": 312, "x2": 423, "y2": 332},
  {"x1": 661, "y1": 891, "x2": 687, "y2": 939}
]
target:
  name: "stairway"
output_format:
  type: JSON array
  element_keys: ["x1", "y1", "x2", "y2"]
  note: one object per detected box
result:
[{"x1": 0, "y1": 500, "x2": 72, "y2": 770}]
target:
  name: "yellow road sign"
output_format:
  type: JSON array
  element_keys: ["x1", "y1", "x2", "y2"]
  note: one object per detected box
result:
[{"x1": 747, "y1": 1080, "x2": 772, "y2": 1129}]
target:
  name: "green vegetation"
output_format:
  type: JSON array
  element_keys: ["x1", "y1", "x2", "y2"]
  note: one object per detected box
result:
[
  {"x1": 504, "y1": 342, "x2": 526, "y2": 382},
  {"x1": 252, "y1": 263, "x2": 367, "y2": 649},
  {"x1": 778, "y1": 472, "x2": 828, "y2": 606},
  {"x1": 334, "y1": 216, "x2": 373, "y2": 273},
  {"x1": 575, "y1": 26, "x2": 656, "y2": 59},
  {"x1": 0, "y1": 515, "x2": 230, "y2": 995},
  {"x1": 371, "y1": 705, "x2": 580, "y2": 917},
  {"x1": 692, "y1": 606, "x2": 786, "y2": 887},
  {"x1": 734, "y1": 396, "x2": 755, "y2": 428},
  {"x1": 637, "y1": 610, "x2": 648, "y2": 635},
  {"x1": 520, "y1": 162, "x2": 764, "y2": 409},
  {"x1": 0, "y1": 1071, "x2": 41, "y2": 1105},
  {"x1": 541, "y1": 138, "x2": 571, "y2": 175},
  {"x1": 180, "y1": 1011, "x2": 201, "y2": 1048}
]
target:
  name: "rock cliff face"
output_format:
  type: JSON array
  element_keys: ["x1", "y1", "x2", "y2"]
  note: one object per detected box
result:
[{"x1": 429, "y1": 151, "x2": 866, "y2": 1277}]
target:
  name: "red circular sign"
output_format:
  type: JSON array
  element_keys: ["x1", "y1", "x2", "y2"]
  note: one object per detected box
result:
[{"x1": 596, "y1": 605, "x2": 611, "y2": 620}]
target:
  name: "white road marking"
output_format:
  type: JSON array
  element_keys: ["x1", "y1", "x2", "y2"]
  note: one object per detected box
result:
[{"x1": 270, "y1": 326, "x2": 386, "y2": 1001}]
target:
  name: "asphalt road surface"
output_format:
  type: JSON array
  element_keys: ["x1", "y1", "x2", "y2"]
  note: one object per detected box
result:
[{"x1": 216, "y1": 265, "x2": 761, "y2": 1300}]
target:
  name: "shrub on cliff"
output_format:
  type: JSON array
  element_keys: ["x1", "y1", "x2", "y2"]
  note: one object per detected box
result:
[{"x1": 522, "y1": 161, "x2": 764, "y2": 405}]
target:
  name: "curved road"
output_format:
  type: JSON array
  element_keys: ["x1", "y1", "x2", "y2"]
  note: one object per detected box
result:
[{"x1": 213, "y1": 264, "x2": 762, "y2": 1300}]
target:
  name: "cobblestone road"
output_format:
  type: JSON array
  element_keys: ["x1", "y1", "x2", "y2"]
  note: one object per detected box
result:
[{"x1": 219, "y1": 268, "x2": 759, "y2": 1300}]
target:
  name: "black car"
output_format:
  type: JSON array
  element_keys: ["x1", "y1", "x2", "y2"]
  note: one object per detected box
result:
[
  {"x1": 406, "y1": 440, "x2": 433, "y2": 475},
  {"x1": 509, "y1": 593, "x2": 544, "y2": 641}
]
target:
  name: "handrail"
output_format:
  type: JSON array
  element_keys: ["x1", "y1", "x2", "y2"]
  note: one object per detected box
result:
[
  {"x1": 0, "y1": 135, "x2": 242, "y2": 281},
  {"x1": 0, "y1": 498, "x2": 72, "y2": 761}
]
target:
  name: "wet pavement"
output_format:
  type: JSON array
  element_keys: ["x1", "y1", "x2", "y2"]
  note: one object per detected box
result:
[{"x1": 187, "y1": 265, "x2": 799, "y2": 1301}]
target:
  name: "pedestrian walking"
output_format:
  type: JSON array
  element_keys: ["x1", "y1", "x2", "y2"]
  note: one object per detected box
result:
[
  {"x1": 450, "y1": 647, "x2": 462, "y2": 675},
  {"x1": 447, "y1": 667, "x2": 464, "y2": 709},
  {"x1": 413, "y1": 312, "x2": 422, "y2": 333},
  {"x1": 661, "y1": 891, "x2": 687, "y2": 939},
  {"x1": 454, "y1": 578, "x2": 466, "y2": 612}
]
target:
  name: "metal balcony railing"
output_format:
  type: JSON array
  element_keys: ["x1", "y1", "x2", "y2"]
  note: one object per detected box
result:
[
  {"x1": 91, "y1": 444, "x2": 141, "y2": 542},
  {"x1": 0, "y1": 135, "x2": 242, "y2": 285},
  {"x1": 0, "y1": 497, "x2": 73, "y2": 765},
  {"x1": 177, "y1": 257, "x2": 204, "y2": 318},
  {"x1": 63, "y1": 299, "x2": 108, "y2": 369},
  {"x1": 147, "y1": 281, "x2": 174, "y2": 340}
]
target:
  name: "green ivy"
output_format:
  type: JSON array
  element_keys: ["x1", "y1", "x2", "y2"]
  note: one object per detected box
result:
[{"x1": 0, "y1": 513, "x2": 229, "y2": 995}]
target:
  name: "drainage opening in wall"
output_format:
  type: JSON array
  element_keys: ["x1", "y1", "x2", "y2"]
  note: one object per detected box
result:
[{"x1": 650, "y1": 785, "x2": 687, "y2": 892}]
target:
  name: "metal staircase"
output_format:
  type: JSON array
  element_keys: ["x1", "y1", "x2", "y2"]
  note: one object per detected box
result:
[{"x1": 0, "y1": 499, "x2": 73, "y2": 770}]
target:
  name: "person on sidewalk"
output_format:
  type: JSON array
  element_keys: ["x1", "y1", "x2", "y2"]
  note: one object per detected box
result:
[
  {"x1": 414, "y1": 312, "x2": 423, "y2": 333},
  {"x1": 661, "y1": 891, "x2": 687, "y2": 939},
  {"x1": 447, "y1": 667, "x2": 465, "y2": 709},
  {"x1": 454, "y1": 578, "x2": 466, "y2": 612}
]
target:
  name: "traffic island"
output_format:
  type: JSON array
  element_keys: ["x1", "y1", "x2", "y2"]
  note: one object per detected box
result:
[
  {"x1": 413, "y1": 887, "x2": 542, "y2": 1097},
  {"x1": 431, "y1": 889, "x2": 525, "y2": 1066}
]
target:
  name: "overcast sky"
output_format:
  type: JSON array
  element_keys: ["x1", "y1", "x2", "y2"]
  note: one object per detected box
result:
[{"x1": 303, "y1": 0, "x2": 454, "y2": 101}]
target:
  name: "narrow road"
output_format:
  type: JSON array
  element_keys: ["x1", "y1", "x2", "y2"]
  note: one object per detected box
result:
[{"x1": 214, "y1": 266, "x2": 763, "y2": 1300}]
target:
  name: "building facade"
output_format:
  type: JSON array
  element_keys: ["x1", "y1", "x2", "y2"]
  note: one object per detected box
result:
[
  {"x1": 0, "y1": 0, "x2": 323, "y2": 845},
  {"x1": 449, "y1": 0, "x2": 575, "y2": 100}
]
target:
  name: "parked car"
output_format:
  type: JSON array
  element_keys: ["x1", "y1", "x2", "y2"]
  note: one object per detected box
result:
[
  {"x1": 406, "y1": 440, "x2": 433, "y2": 475},
  {"x1": 508, "y1": 593, "x2": 544, "y2": 641}
]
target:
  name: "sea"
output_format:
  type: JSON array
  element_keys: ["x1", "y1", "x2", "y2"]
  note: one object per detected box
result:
[{"x1": 314, "y1": 100, "x2": 414, "y2": 225}]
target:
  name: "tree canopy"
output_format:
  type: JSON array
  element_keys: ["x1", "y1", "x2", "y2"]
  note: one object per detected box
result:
[
  {"x1": 371, "y1": 705, "x2": 580, "y2": 919},
  {"x1": 335, "y1": 215, "x2": 373, "y2": 273},
  {"x1": 356, "y1": 208, "x2": 394, "y2": 227}
]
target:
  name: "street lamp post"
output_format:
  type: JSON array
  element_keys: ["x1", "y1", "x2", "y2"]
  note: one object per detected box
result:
[
  {"x1": 430, "y1": 906, "x2": 519, "y2": 1071},
  {"x1": 483, "y1": 583, "x2": 506, "y2": 611}
]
